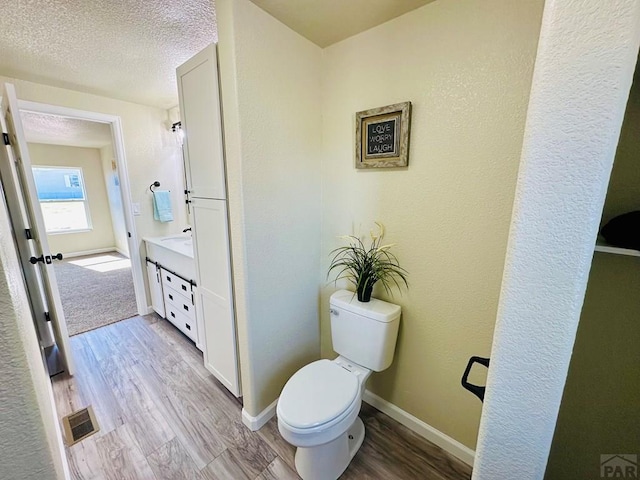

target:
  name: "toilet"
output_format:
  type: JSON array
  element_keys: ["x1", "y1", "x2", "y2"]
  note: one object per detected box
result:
[{"x1": 277, "y1": 289, "x2": 401, "y2": 480}]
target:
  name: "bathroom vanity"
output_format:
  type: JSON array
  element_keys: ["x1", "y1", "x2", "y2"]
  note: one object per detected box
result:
[{"x1": 144, "y1": 235, "x2": 202, "y2": 351}]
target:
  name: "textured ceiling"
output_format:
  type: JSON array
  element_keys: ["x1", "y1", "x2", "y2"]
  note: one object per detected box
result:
[
  {"x1": 249, "y1": 0, "x2": 434, "y2": 47},
  {"x1": 0, "y1": 0, "x2": 216, "y2": 109},
  {"x1": 0, "y1": 1, "x2": 433, "y2": 108},
  {"x1": 21, "y1": 111, "x2": 112, "y2": 149}
]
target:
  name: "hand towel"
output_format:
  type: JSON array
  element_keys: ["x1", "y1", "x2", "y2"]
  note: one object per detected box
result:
[{"x1": 152, "y1": 190, "x2": 173, "y2": 223}]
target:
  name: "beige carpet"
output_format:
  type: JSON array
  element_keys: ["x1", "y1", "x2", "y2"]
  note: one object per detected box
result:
[{"x1": 53, "y1": 252, "x2": 138, "y2": 336}]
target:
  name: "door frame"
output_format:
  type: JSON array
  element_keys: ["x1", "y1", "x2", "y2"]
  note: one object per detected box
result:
[{"x1": 17, "y1": 100, "x2": 147, "y2": 316}]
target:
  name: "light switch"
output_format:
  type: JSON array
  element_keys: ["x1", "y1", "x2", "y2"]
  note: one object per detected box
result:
[{"x1": 132, "y1": 202, "x2": 141, "y2": 216}]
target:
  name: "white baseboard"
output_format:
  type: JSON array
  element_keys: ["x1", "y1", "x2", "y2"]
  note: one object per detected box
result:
[
  {"x1": 115, "y1": 247, "x2": 130, "y2": 258},
  {"x1": 239, "y1": 390, "x2": 475, "y2": 465},
  {"x1": 363, "y1": 390, "x2": 475, "y2": 466},
  {"x1": 242, "y1": 398, "x2": 278, "y2": 432},
  {"x1": 62, "y1": 247, "x2": 117, "y2": 259}
]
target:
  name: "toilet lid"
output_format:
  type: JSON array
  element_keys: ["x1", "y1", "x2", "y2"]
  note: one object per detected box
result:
[{"x1": 278, "y1": 360, "x2": 359, "y2": 430}]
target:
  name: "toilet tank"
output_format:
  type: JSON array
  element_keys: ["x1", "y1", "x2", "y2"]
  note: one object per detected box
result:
[{"x1": 329, "y1": 290, "x2": 401, "y2": 372}]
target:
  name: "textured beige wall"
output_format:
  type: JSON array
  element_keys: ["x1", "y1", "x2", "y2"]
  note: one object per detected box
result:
[
  {"x1": 217, "y1": 0, "x2": 323, "y2": 416},
  {"x1": 29, "y1": 143, "x2": 116, "y2": 255},
  {"x1": 320, "y1": 0, "x2": 544, "y2": 449}
]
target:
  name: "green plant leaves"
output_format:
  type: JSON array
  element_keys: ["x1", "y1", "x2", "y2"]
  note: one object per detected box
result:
[{"x1": 327, "y1": 227, "x2": 408, "y2": 298}]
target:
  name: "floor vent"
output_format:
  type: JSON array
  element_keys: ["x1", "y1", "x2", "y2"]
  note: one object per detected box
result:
[{"x1": 62, "y1": 406, "x2": 99, "y2": 445}]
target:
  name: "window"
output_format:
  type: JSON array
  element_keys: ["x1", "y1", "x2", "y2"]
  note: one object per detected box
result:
[{"x1": 32, "y1": 167, "x2": 92, "y2": 233}]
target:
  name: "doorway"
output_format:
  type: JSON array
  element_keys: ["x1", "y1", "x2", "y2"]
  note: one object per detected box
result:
[
  {"x1": 21, "y1": 112, "x2": 139, "y2": 336},
  {"x1": 18, "y1": 96, "x2": 147, "y2": 364}
]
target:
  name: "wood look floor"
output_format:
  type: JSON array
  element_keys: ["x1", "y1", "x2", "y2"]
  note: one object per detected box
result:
[{"x1": 52, "y1": 315, "x2": 472, "y2": 480}]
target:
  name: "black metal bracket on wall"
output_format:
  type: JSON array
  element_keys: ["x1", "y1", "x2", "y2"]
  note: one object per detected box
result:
[{"x1": 461, "y1": 356, "x2": 490, "y2": 402}]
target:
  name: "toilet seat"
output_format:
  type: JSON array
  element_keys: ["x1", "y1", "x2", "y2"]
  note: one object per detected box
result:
[{"x1": 278, "y1": 359, "x2": 359, "y2": 431}]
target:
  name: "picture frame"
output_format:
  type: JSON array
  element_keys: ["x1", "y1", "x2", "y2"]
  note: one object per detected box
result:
[{"x1": 355, "y1": 101, "x2": 411, "y2": 169}]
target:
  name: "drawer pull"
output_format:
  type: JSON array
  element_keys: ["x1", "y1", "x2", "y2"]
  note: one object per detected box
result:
[
  {"x1": 185, "y1": 323, "x2": 191, "y2": 330},
  {"x1": 183, "y1": 304, "x2": 189, "y2": 312},
  {"x1": 169, "y1": 293, "x2": 173, "y2": 300},
  {"x1": 166, "y1": 276, "x2": 172, "y2": 282},
  {"x1": 182, "y1": 284, "x2": 187, "y2": 291},
  {"x1": 170, "y1": 312, "x2": 176, "y2": 318}
]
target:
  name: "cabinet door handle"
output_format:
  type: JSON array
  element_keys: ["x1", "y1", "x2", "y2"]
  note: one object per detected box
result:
[
  {"x1": 185, "y1": 323, "x2": 191, "y2": 330},
  {"x1": 181, "y1": 284, "x2": 187, "y2": 291},
  {"x1": 166, "y1": 276, "x2": 171, "y2": 282},
  {"x1": 183, "y1": 304, "x2": 189, "y2": 312},
  {"x1": 168, "y1": 293, "x2": 173, "y2": 300},
  {"x1": 170, "y1": 312, "x2": 176, "y2": 318}
]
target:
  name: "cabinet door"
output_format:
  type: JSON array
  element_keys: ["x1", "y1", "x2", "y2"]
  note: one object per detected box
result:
[
  {"x1": 191, "y1": 197, "x2": 241, "y2": 396},
  {"x1": 177, "y1": 43, "x2": 226, "y2": 200},
  {"x1": 146, "y1": 261, "x2": 165, "y2": 318}
]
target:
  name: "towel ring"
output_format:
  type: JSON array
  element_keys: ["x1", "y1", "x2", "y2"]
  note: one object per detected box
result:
[{"x1": 149, "y1": 181, "x2": 161, "y2": 193}]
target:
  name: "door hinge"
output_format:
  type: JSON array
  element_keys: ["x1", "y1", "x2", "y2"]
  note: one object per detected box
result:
[
  {"x1": 44, "y1": 311, "x2": 51, "y2": 322},
  {"x1": 3, "y1": 133, "x2": 9, "y2": 145},
  {"x1": 25, "y1": 228, "x2": 32, "y2": 240}
]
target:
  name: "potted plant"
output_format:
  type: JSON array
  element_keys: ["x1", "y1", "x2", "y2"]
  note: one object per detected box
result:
[{"x1": 328, "y1": 222, "x2": 408, "y2": 302}]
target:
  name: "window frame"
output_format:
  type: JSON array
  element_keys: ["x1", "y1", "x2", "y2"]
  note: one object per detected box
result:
[{"x1": 32, "y1": 165, "x2": 93, "y2": 235}]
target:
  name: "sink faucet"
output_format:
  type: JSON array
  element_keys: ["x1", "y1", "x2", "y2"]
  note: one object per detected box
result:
[{"x1": 183, "y1": 227, "x2": 192, "y2": 233}]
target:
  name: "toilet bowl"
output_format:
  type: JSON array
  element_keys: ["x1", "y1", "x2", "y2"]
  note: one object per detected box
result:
[
  {"x1": 277, "y1": 358, "x2": 370, "y2": 480},
  {"x1": 277, "y1": 290, "x2": 401, "y2": 480}
]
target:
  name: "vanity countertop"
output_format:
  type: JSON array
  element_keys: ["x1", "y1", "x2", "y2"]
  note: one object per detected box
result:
[
  {"x1": 144, "y1": 234, "x2": 195, "y2": 280},
  {"x1": 143, "y1": 234, "x2": 193, "y2": 258}
]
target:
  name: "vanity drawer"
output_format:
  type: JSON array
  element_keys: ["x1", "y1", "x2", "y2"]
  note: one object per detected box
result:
[
  {"x1": 165, "y1": 305, "x2": 197, "y2": 342},
  {"x1": 164, "y1": 285, "x2": 195, "y2": 321},
  {"x1": 160, "y1": 268, "x2": 194, "y2": 296}
]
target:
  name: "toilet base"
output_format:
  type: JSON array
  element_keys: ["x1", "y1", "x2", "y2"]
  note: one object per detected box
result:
[
  {"x1": 294, "y1": 417, "x2": 365, "y2": 480},
  {"x1": 347, "y1": 416, "x2": 365, "y2": 460}
]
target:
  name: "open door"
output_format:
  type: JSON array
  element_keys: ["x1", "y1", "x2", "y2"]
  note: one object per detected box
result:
[
  {"x1": 0, "y1": 118, "x2": 55, "y2": 350},
  {"x1": 0, "y1": 83, "x2": 74, "y2": 375}
]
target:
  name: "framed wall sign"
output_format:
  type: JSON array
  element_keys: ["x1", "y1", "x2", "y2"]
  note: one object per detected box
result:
[{"x1": 355, "y1": 101, "x2": 411, "y2": 169}]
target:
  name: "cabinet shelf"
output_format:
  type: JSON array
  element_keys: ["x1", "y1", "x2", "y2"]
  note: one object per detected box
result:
[{"x1": 594, "y1": 239, "x2": 640, "y2": 257}]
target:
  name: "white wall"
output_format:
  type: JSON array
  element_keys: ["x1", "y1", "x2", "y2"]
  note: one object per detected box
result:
[
  {"x1": 320, "y1": 0, "x2": 543, "y2": 449},
  {"x1": 473, "y1": 0, "x2": 640, "y2": 478},
  {"x1": 545, "y1": 60, "x2": 640, "y2": 479},
  {"x1": 0, "y1": 74, "x2": 189, "y2": 305},
  {"x1": 29, "y1": 142, "x2": 116, "y2": 256},
  {"x1": 0, "y1": 186, "x2": 68, "y2": 480},
  {"x1": 217, "y1": 0, "x2": 323, "y2": 416},
  {"x1": 100, "y1": 143, "x2": 129, "y2": 256}
]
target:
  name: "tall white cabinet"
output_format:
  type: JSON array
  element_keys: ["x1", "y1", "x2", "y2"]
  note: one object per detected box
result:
[{"x1": 177, "y1": 43, "x2": 241, "y2": 397}]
